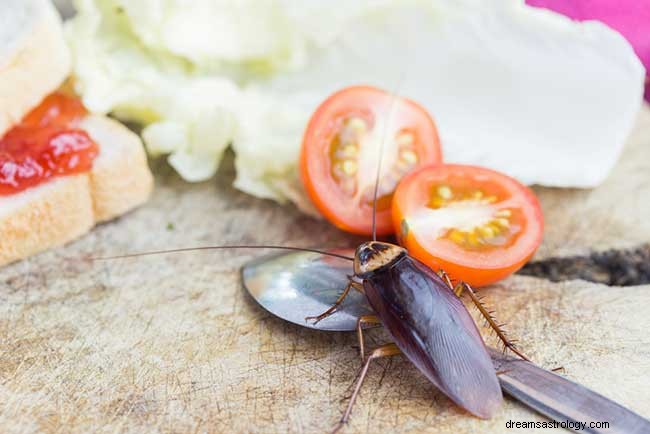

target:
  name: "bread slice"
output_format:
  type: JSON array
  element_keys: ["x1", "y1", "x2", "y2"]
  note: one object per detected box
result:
[
  {"x1": 0, "y1": 115, "x2": 153, "y2": 266},
  {"x1": 81, "y1": 115, "x2": 153, "y2": 222},
  {"x1": 0, "y1": 0, "x2": 71, "y2": 137}
]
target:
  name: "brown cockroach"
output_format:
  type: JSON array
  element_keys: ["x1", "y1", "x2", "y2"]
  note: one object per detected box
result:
[
  {"x1": 96, "y1": 92, "x2": 529, "y2": 433},
  {"x1": 323, "y1": 241, "x2": 525, "y2": 432}
]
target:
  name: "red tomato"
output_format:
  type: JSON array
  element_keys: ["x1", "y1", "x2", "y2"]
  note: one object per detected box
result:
[
  {"x1": 392, "y1": 164, "x2": 543, "y2": 287},
  {"x1": 300, "y1": 86, "x2": 442, "y2": 235}
]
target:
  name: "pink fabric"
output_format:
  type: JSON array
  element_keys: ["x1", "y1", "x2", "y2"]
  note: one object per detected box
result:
[{"x1": 527, "y1": 0, "x2": 650, "y2": 101}]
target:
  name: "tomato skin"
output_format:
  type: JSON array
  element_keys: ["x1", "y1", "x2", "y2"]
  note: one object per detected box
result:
[
  {"x1": 300, "y1": 86, "x2": 442, "y2": 235},
  {"x1": 392, "y1": 164, "x2": 544, "y2": 287}
]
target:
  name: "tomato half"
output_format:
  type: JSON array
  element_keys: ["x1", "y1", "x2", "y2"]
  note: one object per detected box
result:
[
  {"x1": 392, "y1": 164, "x2": 543, "y2": 287},
  {"x1": 300, "y1": 86, "x2": 442, "y2": 235}
]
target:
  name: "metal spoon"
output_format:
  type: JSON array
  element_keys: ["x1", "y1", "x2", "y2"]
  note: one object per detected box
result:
[
  {"x1": 242, "y1": 250, "x2": 650, "y2": 434},
  {"x1": 241, "y1": 248, "x2": 370, "y2": 331}
]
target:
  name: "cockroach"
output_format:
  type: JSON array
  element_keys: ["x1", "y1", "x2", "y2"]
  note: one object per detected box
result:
[
  {"x1": 321, "y1": 241, "x2": 525, "y2": 432},
  {"x1": 95, "y1": 92, "x2": 529, "y2": 433}
]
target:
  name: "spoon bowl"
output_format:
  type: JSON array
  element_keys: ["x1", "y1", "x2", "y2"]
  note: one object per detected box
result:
[{"x1": 241, "y1": 248, "x2": 371, "y2": 331}]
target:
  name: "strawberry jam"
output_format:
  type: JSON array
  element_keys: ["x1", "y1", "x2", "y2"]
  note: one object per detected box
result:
[{"x1": 0, "y1": 93, "x2": 98, "y2": 195}]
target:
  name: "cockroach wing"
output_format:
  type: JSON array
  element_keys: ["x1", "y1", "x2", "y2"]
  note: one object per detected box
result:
[{"x1": 363, "y1": 255, "x2": 502, "y2": 418}]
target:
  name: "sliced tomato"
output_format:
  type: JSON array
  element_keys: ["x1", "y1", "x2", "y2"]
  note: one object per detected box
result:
[
  {"x1": 392, "y1": 164, "x2": 543, "y2": 287},
  {"x1": 300, "y1": 86, "x2": 442, "y2": 235}
]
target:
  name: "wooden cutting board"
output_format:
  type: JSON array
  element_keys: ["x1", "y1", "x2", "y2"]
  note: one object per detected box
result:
[{"x1": 1, "y1": 106, "x2": 649, "y2": 434}]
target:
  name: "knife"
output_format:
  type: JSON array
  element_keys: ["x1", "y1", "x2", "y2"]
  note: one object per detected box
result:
[{"x1": 490, "y1": 349, "x2": 650, "y2": 434}]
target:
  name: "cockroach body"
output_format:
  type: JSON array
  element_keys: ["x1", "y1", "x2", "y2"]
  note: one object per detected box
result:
[
  {"x1": 354, "y1": 241, "x2": 502, "y2": 418},
  {"x1": 302, "y1": 240, "x2": 512, "y2": 432}
]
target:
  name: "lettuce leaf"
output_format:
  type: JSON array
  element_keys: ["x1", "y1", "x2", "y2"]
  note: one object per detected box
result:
[{"x1": 66, "y1": 0, "x2": 645, "y2": 214}]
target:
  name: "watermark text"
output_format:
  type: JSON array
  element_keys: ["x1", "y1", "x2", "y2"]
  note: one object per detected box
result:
[{"x1": 506, "y1": 419, "x2": 610, "y2": 431}]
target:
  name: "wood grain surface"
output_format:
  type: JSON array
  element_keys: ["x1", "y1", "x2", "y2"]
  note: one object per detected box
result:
[{"x1": 1, "y1": 106, "x2": 649, "y2": 434}]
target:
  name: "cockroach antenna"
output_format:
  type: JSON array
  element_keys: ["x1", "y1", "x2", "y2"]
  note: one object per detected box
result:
[
  {"x1": 91, "y1": 245, "x2": 354, "y2": 261},
  {"x1": 370, "y1": 129, "x2": 383, "y2": 242},
  {"x1": 371, "y1": 73, "x2": 407, "y2": 242}
]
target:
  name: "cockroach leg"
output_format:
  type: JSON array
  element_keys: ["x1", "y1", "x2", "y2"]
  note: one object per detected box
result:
[
  {"x1": 349, "y1": 278, "x2": 364, "y2": 294},
  {"x1": 436, "y1": 269, "x2": 456, "y2": 292},
  {"x1": 356, "y1": 315, "x2": 382, "y2": 361},
  {"x1": 453, "y1": 282, "x2": 464, "y2": 298},
  {"x1": 454, "y1": 281, "x2": 532, "y2": 362},
  {"x1": 331, "y1": 343, "x2": 402, "y2": 434},
  {"x1": 305, "y1": 280, "x2": 364, "y2": 324},
  {"x1": 305, "y1": 282, "x2": 354, "y2": 324}
]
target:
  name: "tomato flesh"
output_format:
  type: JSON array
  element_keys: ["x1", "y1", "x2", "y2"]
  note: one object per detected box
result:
[
  {"x1": 301, "y1": 86, "x2": 442, "y2": 235},
  {"x1": 0, "y1": 93, "x2": 98, "y2": 196},
  {"x1": 393, "y1": 164, "x2": 543, "y2": 287}
]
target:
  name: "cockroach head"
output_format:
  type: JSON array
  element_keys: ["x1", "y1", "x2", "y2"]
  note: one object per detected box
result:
[{"x1": 354, "y1": 241, "x2": 407, "y2": 277}]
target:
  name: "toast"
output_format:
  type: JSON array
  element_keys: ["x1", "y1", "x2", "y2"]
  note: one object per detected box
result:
[
  {"x1": 0, "y1": 115, "x2": 153, "y2": 266},
  {"x1": 0, "y1": 0, "x2": 71, "y2": 137}
]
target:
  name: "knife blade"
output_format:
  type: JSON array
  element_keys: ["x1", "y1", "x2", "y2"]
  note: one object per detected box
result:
[{"x1": 490, "y1": 349, "x2": 650, "y2": 434}]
